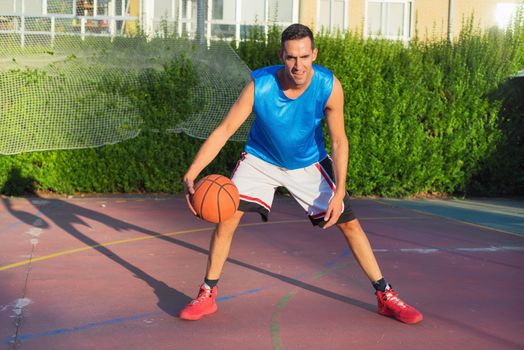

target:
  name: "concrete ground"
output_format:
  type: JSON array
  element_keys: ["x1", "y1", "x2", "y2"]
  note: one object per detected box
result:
[{"x1": 1, "y1": 194, "x2": 523, "y2": 350}]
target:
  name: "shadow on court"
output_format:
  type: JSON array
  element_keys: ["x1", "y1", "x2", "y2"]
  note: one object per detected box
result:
[
  {"x1": 1, "y1": 169, "x2": 192, "y2": 319},
  {"x1": 1, "y1": 168, "x2": 523, "y2": 350},
  {"x1": 0, "y1": 169, "x2": 376, "y2": 343}
]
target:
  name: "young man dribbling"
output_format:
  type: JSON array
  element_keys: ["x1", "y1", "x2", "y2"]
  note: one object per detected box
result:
[{"x1": 181, "y1": 23, "x2": 423, "y2": 324}]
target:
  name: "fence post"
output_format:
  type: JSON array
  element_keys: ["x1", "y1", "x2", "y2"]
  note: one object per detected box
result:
[
  {"x1": 185, "y1": 0, "x2": 191, "y2": 35},
  {"x1": 51, "y1": 16, "x2": 55, "y2": 47},
  {"x1": 197, "y1": 0, "x2": 205, "y2": 44},
  {"x1": 264, "y1": 0, "x2": 268, "y2": 40},
  {"x1": 178, "y1": 0, "x2": 183, "y2": 37},
  {"x1": 207, "y1": 0, "x2": 212, "y2": 45},
  {"x1": 110, "y1": 0, "x2": 116, "y2": 40},
  {"x1": 343, "y1": 0, "x2": 349, "y2": 30},
  {"x1": 20, "y1": 0, "x2": 25, "y2": 47},
  {"x1": 448, "y1": 0, "x2": 455, "y2": 41},
  {"x1": 292, "y1": 0, "x2": 299, "y2": 23},
  {"x1": 235, "y1": 0, "x2": 241, "y2": 45},
  {"x1": 81, "y1": 17, "x2": 86, "y2": 40}
]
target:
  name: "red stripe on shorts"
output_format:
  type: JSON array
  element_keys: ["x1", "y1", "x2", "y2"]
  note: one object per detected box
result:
[
  {"x1": 310, "y1": 212, "x2": 326, "y2": 219},
  {"x1": 315, "y1": 163, "x2": 336, "y2": 192},
  {"x1": 239, "y1": 194, "x2": 271, "y2": 211},
  {"x1": 231, "y1": 152, "x2": 247, "y2": 178}
]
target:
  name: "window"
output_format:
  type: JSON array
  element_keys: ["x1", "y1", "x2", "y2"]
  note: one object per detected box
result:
[
  {"x1": 155, "y1": 0, "x2": 174, "y2": 18},
  {"x1": 241, "y1": 0, "x2": 265, "y2": 23},
  {"x1": 268, "y1": 0, "x2": 293, "y2": 23},
  {"x1": 366, "y1": 0, "x2": 412, "y2": 40},
  {"x1": 47, "y1": 0, "x2": 74, "y2": 14},
  {"x1": 97, "y1": 0, "x2": 110, "y2": 16},
  {"x1": 318, "y1": 0, "x2": 347, "y2": 32},
  {"x1": 212, "y1": 0, "x2": 224, "y2": 20}
]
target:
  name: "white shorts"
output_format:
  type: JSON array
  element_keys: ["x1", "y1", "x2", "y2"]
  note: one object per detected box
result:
[{"x1": 230, "y1": 152, "x2": 355, "y2": 227}]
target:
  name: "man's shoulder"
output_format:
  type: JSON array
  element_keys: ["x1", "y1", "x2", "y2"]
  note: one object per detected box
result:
[
  {"x1": 313, "y1": 64, "x2": 334, "y2": 78},
  {"x1": 312, "y1": 64, "x2": 335, "y2": 93},
  {"x1": 251, "y1": 65, "x2": 283, "y2": 79}
]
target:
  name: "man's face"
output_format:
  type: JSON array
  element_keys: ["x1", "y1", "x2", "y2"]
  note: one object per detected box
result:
[{"x1": 279, "y1": 37, "x2": 318, "y2": 88}]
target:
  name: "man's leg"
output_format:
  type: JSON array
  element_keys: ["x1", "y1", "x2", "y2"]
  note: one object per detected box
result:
[
  {"x1": 337, "y1": 218, "x2": 382, "y2": 282},
  {"x1": 206, "y1": 210, "x2": 244, "y2": 279},
  {"x1": 179, "y1": 210, "x2": 244, "y2": 321},
  {"x1": 337, "y1": 219, "x2": 423, "y2": 324}
]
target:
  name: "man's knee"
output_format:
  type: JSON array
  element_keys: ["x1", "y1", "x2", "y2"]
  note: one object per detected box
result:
[
  {"x1": 215, "y1": 210, "x2": 244, "y2": 235},
  {"x1": 337, "y1": 218, "x2": 362, "y2": 236}
]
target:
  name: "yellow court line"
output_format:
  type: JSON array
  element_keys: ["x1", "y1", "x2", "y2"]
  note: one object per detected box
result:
[
  {"x1": 0, "y1": 216, "x2": 417, "y2": 272},
  {"x1": 0, "y1": 219, "x2": 307, "y2": 272}
]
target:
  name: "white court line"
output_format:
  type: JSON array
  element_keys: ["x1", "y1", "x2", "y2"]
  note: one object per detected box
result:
[{"x1": 374, "y1": 246, "x2": 524, "y2": 253}]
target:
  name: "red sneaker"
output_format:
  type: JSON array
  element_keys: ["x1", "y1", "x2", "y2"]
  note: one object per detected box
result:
[
  {"x1": 179, "y1": 285, "x2": 218, "y2": 321},
  {"x1": 376, "y1": 288, "x2": 423, "y2": 324}
]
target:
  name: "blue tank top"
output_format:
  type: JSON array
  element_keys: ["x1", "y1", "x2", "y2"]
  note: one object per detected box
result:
[{"x1": 245, "y1": 64, "x2": 334, "y2": 170}]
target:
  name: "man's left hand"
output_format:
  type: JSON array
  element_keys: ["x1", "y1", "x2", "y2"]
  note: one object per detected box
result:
[{"x1": 322, "y1": 193, "x2": 344, "y2": 229}]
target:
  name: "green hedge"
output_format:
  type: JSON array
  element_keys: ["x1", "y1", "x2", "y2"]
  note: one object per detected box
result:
[
  {"x1": 236, "y1": 20, "x2": 524, "y2": 197},
  {"x1": 1, "y1": 19, "x2": 522, "y2": 196},
  {"x1": 0, "y1": 53, "x2": 243, "y2": 196},
  {"x1": 0, "y1": 133, "x2": 243, "y2": 196}
]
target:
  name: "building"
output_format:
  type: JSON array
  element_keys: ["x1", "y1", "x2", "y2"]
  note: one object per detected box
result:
[{"x1": 0, "y1": 0, "x2": 521, "y2": 43}]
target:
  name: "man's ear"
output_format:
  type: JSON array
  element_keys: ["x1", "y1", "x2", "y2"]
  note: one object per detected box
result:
[
  {"x1": 312, "y1": 48, "x2": 318, "y2": 61},
  {"x1": 278, "y1": 48, "x2": 284, "y2": 61}
]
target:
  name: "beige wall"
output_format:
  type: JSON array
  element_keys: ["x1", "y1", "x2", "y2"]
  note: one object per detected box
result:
[
  {"x1": 298, "y1": 0, "x2": 522, "y2": 40},
  {"x1": 300, "y1": 0, "x2": 318, "y2": 29},
  {"x1": 348, "y1": 0, "x2": 366, "y2": 33},
  {"x1": 413, "y1": 0, "x2": 449, "y2": 39},
  {"x1": 455, "y1": 0, "x2": 507, "y2": 31}
]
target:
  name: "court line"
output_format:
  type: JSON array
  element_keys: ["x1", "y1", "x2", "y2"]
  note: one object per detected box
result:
[
  {"x1": 373, "y1": 199, "x2": 524, "y2": 237},
  {"x1": 3, "y1": 213, "x2": 522, "y2": 346},
  {"x1": 1, "y1": 250, "x2": 354, "y2": 346},
  {"x1": 270, "y1": 252, "x2": 355, "y2": 349},
  {"x1": 0, "y1": 220, "x2": 307, "y2": 272},
  {"x1": 2, "y1": 312, "x2": 163, "y2": 345},
  {"x1": 0, "y1": 217, "x2": 416, "y2": 272}
]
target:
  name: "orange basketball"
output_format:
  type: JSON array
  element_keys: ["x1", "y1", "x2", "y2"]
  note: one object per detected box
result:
[{"x1": 191, "y1": 174, "x2": 240, "y2": 223}]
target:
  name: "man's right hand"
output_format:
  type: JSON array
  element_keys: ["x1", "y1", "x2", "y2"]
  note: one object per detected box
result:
[{"x1": 183, "y1": 175, "x2": 198, "y2": 216}]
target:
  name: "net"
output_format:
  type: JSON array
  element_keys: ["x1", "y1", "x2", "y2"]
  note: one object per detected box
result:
[{"x1": 0, "y1": 33, "x2": 253, "y2": 155}]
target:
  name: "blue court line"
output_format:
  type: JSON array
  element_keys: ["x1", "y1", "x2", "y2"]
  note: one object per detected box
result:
[
  {"x1": 2, "y1": 249, "x2": 352, "y2": 345},
  {"x1": 0, "y1": 288, "x2": 284, "y2": 345},
  {"x1": 2, "y1": 312, "x2": 163, "y2": 345},
  {"x1": 324, "y1": 249, "x2": 350, "y2": 268}
]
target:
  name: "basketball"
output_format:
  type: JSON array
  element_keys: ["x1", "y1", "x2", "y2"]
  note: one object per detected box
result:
[{"x1": 190, "y1": 174, "x2": 240, "y2": 223}]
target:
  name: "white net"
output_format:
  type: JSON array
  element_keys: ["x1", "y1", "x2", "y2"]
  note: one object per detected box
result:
[{"x1": 0, "y1": 33, "x2": 253, "y2": 155}]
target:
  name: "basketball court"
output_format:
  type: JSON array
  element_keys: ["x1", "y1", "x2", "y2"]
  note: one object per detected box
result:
[{"x1": 1, "y1": 194, "x2": 523, "y2": 349}]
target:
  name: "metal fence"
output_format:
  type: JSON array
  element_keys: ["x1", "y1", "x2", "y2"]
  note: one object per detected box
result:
[{"x1": 0, "y1": 0, "x2": 298, "y2": 47}]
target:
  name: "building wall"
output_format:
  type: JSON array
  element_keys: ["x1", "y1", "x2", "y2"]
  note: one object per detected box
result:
[
  {"x1": 0, "y1": 0, "x2": 520, "y2": 40},
  {"x1": 455, "y1": 0, "x2": 512, "y2": 31},
  {"x1": 348, "y1": 0, "x2": 365, "y2": 33},
  {"x1": 300, "y1": 0, "x2": 317, "y2": 29},
  {"x1": 298, "y1": 0, "x2": 521, "y2": 39},
  {"x1": 413, "y1": 0, "x2": 450, "y2": 39}
]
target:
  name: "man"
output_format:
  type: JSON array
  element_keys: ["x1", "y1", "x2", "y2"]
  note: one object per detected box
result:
[{"x1": 181, "y1": 24, "x2": 422, "y2": 324}]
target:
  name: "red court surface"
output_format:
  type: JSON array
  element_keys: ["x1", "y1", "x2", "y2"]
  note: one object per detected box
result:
[{"x1": 1, "y1": 194, "x2": 523, "y2": 350}]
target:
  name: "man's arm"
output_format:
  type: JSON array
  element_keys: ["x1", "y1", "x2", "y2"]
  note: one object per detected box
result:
[
  {"x1": 323, "y1": 76, "x2": 349, "y2": 229},
  {"x1": 184, "y1": 81, "x2": 254, "y2": 195}
]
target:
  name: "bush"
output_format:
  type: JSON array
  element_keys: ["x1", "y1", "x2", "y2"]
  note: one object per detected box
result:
[
  {"x1": 237, "y1": 18, "x2": 523, "y2": 197},
  {"x1": 0, "y1": 54, "x2": 243, "y2": 195},
  {"x1": 1, "y1": 17, "x2": 522, "y2": 196}
]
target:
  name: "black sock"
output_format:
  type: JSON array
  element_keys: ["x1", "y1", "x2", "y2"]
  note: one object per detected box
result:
[
  {"x1": 204, "y1": 278, "x2": 219, "y2": 289},
  {"x1": 372, "y1": 278, "x2": 388, "y2": 292}
]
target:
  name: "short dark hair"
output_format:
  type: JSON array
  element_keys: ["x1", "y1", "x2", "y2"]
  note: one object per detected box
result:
[{"x1": 281, "y1": 23, "x2": 315, "y2": 49}]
